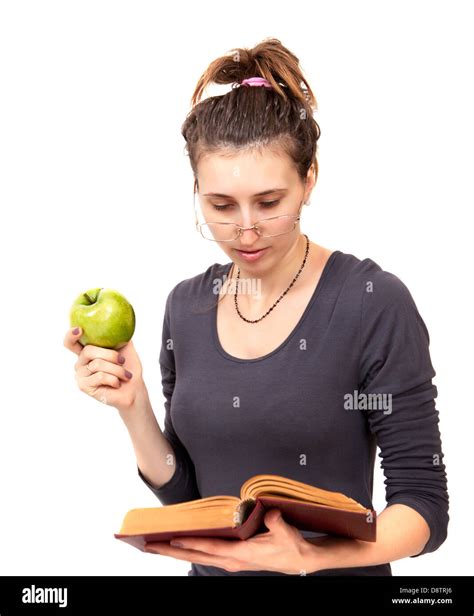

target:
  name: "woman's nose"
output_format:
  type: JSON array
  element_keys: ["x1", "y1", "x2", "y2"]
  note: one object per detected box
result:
[{"x1": 235, "y1": 227, "x2": 262, "y2": 249}]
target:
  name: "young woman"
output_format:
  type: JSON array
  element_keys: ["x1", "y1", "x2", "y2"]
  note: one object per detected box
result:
[{"x1": 64, "y1": 38, "x2": 449, "y2": 576}]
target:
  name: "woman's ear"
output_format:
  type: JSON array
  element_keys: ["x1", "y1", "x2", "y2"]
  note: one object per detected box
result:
[{"x1": 304, "y1": 164, "x2": 316, "y2": 202}]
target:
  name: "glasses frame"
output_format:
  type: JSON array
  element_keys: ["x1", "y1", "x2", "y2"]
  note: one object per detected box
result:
[{"x1": 193, "y1": 182, "x2": 305, "y2": 243}]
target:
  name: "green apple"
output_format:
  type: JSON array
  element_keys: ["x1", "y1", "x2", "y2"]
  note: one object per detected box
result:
[{"x1": 69, "y1": 287, "x2": 135, "y2": 350}]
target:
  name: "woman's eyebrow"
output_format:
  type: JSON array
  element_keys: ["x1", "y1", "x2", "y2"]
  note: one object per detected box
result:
[{"x1": 202, "y1": 188, "x2": 288, "y2": 198}]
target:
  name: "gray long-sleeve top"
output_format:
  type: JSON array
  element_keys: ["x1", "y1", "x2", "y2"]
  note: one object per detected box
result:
[{"x1": 137, "y1": 250, "x2": 449, "y2": 576}]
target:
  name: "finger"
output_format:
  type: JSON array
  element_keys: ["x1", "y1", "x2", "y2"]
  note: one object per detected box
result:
[
  {"x1": 168, "y1": 537, "x2": 248, "y2": 560},
  {"x1": 76, "y1": 358, "x2": 133, "y2": 383},
  {"x1": 76, "y1": 344, "x2": 125, "y2": 369},
  {"x1": 77, "y1": 371, "x2": 122, "y2": 397},
  {"x1": 63, "y1": 327, "x2": 84, "y2": 356},
  {"x1": 144, "y1": 542, "x2": 237, "y2": 570}
]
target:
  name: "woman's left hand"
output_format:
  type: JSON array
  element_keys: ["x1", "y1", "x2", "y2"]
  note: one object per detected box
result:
[{"x1": 143, "y1": 509, "x2": 321, "y2": 574}]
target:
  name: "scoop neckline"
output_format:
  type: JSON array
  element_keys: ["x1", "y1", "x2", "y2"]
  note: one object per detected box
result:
[{"x1": 212, "y1": 250, "x2": 341, "y2": 363}]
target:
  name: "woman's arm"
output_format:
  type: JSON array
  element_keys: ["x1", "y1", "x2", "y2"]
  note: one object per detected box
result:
[
  {"x1": 119, "y1": 384, "x2": 177, "y2": 490},
  {"x1": 355, "y1": 269, "x2": 449, "y2": 560},
  {"x1": 304, "y1": 503, "x2": 430, "y2": 573}
]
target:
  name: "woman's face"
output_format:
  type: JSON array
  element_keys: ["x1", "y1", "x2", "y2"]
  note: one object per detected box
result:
[{"x1": 195, "y1": 148, "x2": 314, "y2": 271}]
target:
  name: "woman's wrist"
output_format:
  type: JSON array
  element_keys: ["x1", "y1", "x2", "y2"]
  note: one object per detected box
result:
[
  {"x1": 117, "y1": 381, "x2": 152, "y2": 423},
  {"x1": 302, "y1": 535, "x2": 373, "y2": 573}
]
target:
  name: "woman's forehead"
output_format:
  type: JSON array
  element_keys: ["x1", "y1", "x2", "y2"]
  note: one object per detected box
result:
[{"x1": 196, "y1": 152, "x2": 297, "y2": 194}]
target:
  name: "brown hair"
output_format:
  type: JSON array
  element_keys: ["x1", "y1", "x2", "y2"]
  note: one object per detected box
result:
[
  {"x1": 182, "y1": 37, "x2": 321, "y2": 192},
  {"x1": 183, "y1": 38, "x2": 321, "y2": 315}
]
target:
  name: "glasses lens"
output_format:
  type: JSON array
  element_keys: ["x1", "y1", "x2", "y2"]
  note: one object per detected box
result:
[
  {"x1": 200, "y1": 223, "x2": 239, "y2": 241},
  {"x1": 257, "y1": 216, "x2": 297, "y2": 237}
]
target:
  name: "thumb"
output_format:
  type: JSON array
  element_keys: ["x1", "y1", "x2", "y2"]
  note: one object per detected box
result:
[
  {"x1": 263, "y1": 509, "x2": 286, "y2": 531},
  {"x1": 64, "y1": 326, "x2": 84, "y2": 355}
]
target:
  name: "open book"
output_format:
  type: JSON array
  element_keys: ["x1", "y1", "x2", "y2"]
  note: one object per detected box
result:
[{"x1": 114, "y1": 474, "x2": 376, "y2": 552}]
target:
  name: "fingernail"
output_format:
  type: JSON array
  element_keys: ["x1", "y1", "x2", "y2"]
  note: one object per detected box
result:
[
  {"x1": 72, "y1": 327, "x2": 80, "y2": 335},
  {"x1": 118, "y1": 355, "x2": 126, "y2": 364},
  {"x1": 170, "y1": 541, "x2": 184, "y2": 548},
  {"x1": 125, "y1": 370, "x2": 133, "y2": 378}
]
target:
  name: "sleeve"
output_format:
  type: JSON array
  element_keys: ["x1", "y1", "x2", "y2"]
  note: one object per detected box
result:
[
  {"x1": 137, "y1": 285, "x2": 201, "y2": 505},
  {"x1": 358, "y1": 270, "x2": 449, "y2": 557}
]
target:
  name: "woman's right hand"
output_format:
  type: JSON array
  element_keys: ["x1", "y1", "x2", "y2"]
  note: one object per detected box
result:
[{"x1": 63, "y1": 327, "x2": 145, "y2": 414}]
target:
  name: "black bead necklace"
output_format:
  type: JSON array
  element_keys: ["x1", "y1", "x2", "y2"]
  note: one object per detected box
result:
[{"x1": 233, "y1": 234, "x2": 310, "y2": 324}]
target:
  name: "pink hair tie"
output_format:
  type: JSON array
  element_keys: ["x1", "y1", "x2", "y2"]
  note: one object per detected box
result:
[{"x1": 239, "y1": 76, "x2": 273, "y2": 89}]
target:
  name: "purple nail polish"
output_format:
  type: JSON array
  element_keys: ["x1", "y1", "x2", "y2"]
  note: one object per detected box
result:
[
  {"x1": 72, "y1": 327, "x2": 80, "y2": 335},
  {"x1": 118, "y1": 355, "x2": 125, "y2": 364},
  {"x1": 125, "y1": 370, "x2": 133, "y2": 378}
]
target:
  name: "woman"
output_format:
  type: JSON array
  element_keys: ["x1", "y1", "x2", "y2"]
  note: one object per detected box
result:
[{"x1": 64, "y1": 38, "x2": 449, "y2": 576}]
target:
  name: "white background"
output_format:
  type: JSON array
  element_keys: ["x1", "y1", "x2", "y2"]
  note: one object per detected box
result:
[{"x1": 0, "y1": 0, "x2": 472, "y2": 576}]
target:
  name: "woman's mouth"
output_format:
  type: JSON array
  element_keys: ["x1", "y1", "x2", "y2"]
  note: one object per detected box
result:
[{"x1": 235, "y1": 247, "x2": 269, "y2": 262}]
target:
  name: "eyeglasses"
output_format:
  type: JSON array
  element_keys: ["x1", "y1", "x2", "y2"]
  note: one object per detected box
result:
[{"x1": 193, "y1": 187, "x2": 304, "y2": 243}]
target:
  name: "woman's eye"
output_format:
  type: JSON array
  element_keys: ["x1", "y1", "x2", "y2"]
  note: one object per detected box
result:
[{"x1": 212, "y1": 200, "x2": 280, "y2": 211}]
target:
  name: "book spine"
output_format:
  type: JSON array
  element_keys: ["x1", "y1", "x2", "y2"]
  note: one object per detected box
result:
[{"x1": 235, "y1": 497, "x2": 257, "y2": 527}]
